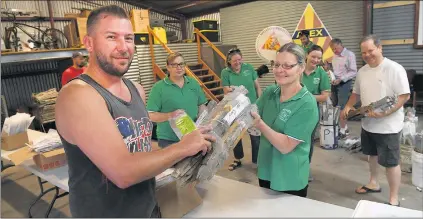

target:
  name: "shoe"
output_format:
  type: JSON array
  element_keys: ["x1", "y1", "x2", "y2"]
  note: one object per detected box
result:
[
  {"x1": 339, "y1": 132, "x2": 348, "y2": 139},
  {"x1": 384, "y1": 201, "x2": 400, "y2": 207}
]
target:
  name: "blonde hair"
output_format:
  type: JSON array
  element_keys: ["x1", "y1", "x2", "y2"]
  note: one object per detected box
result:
[{"x1": 166, "y1": 52, "x2": 184, "y2": 65}]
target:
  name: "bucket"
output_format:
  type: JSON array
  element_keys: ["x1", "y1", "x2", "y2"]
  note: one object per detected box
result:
[
  {"x1": 320, "y1": 125, "x2": 338, "y2": 150},
  {"x1": 412, "y1": 150, "x2": 423, "y2": 188}
]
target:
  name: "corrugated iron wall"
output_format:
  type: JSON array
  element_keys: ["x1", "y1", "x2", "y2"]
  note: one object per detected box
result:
[
  {"x1": 373, "y1": 3, "x2": 423, "y2": 75},
  {"x1": 185, "y1": 12, "x2": 221, "y2": 41},
  {"x1": 1, "y1": 60, "x2": 61, "y2": 111},
  {"x1": 220, "y1": 1, "x2": 364, "y2": 88},
  {"x1": 1, "y1": 0, "x2": 182, "y2": 41}
]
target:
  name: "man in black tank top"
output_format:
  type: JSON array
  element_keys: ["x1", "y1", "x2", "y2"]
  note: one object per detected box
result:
[{"x1": 55, "y1": 5, "x2": 215, "y2": 218}]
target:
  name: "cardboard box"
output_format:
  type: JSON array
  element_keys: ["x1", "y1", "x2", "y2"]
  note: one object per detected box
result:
[
  {"x1": 130, "y1": 9, "x2": 149, "y2": 19},
  {"x1": 64, "y1": 24, "x2": 79, "y2": 48},
  {"x1": 69, "y1": 18, "x2": 87, "y2": 47},
  {"x1": 1, "y1": 131, "x2": 29, "y2": 151},
  {"x1": 64, "y1": 13, "x2": 79, "y2": 18},
  {"x1": 1, "y1": 129, "x2": 45, "y2": 151},
  {"x1": 156, "y1": 180, "x2": 202, "y2": 218},
  {"x1": 131, "y1": 17, "x2": 149, "y2": 32},
  {"x1": 79, "y1": 10, "x2": 91, "y2": 18},
  {"x1": 8, "y1": 146, "x2": 67, "y2": 172},
  {"x1": 130, "y1": 9, "x2": 150, "y2": 32},
  {"x1": 34, "y1": 149, "x2": 67, "y2": 171}
]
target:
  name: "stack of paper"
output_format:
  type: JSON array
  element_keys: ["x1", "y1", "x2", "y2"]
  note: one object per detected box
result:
[{"x1": 28, "y1": 129, "x2": 63, "y2": 153}]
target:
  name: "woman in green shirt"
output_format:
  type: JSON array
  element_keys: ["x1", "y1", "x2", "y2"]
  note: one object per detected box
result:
[
  {"x1": 221, "y1": 48, "x2": 262, "y2": 170},
  {"x1": 147, "y1": 52, "x2": 207, "y2": 148},
  {"x1": 301, "y1": 45, "x2": 331, "y2": 181},
  {"x1": 302, "y1": 45, "x2": 331, "y2": 102},
  {"x1": 251, "y1": 43, "x2": 319, "y2": 197}
]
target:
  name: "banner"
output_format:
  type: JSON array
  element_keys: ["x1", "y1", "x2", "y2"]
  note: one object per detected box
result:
[{"x1": 292, "y1": 3, "x2": 334, "y2": 61}]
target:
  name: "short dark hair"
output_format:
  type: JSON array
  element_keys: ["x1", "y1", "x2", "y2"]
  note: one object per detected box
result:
[
  {"x1": 299, "y1": 30, "x2": 309, "y2": 38},
  {"x1": 308, "y1": 44, "x2": 323, "y2": 54},
  {"x1": 87, "y1": 5, "x2": 129, "y2": 35},
  {"x1": 330, "y1": 38, "x2": 342, "y2": 45},
  {"x1": 226, "y1": 48, "x2": 242, "y2": 67},
  {"x1": 360, "y1": 34, "x2": 381, "y2": 47}
]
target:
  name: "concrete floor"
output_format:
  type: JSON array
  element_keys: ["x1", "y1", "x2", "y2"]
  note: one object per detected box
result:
[{"x1": 1, "y1": 120, "x2": 423, "y2": 217}]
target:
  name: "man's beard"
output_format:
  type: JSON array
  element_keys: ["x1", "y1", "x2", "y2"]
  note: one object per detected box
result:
[{"x1": 96, "y1": 51, "x2": 133, "y2": 77}]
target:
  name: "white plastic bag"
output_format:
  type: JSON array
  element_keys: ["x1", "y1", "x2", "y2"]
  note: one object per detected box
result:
[{"x1": 1, "y1": 112, "x2": 35, "y2": 135}]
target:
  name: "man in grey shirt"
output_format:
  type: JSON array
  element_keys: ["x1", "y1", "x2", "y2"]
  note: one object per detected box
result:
[{"x1": 55, "y1": 5, "x2": 215, "y2": 217}]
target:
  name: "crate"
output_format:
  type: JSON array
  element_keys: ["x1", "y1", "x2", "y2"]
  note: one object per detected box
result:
[
  {"x1": 134, "y1": 32, "x2": 149, "y2": 45},
  {"x1": 195, "y1": 30, "x2": 219, "y2": 42},
  {"x1": 193, "y1": 19, "x2": 218, "y2": 31},
  {"x1": 130, "y1": 9, "x2": 149, "y2": 32},
  {"x1": 153, "y1": 27, "x2": 167, "y2": 44}
]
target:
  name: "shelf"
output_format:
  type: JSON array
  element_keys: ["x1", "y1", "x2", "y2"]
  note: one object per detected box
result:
[
  {"x1": 1, "y1": 17, "x2": 75, "y2": 22},
  {"x1": 1, "y1": 48, "x2": 88, "y2": 64}
]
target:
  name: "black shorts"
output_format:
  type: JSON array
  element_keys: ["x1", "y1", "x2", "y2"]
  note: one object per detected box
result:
[{"x1": 361, "y1": 128, "x2": 401, "y2": 168}]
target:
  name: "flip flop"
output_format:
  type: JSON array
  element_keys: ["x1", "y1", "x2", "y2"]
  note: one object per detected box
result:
[
  {"x1": 385, "y1": 201, "x2": 400, "y2": 207},
  {"x1": 355, "y1": 185, "x2": 382, "y2": 194},
  {"x1": 228, "y1": 160, "x2": 242, "y2": 171}
]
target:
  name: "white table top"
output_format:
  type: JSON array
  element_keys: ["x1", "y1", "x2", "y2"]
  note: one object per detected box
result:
[
  {"x1": 185, "y1": 175, "x2": 354, "y2": 218},
  {"x1": 5, "y1": 157, "x2": 356, "y2": 217},
  {"x1": 352, "y1": 200, "x2": 423, "y2": 218}
]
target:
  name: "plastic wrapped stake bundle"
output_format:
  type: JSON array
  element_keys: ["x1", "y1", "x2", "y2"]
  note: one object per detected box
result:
[{"x1": 169, "y1": 86, "x2": 259, "y2": 186}]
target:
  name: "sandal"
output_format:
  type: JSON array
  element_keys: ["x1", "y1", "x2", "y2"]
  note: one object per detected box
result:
[
  {"x1": 228, "y1": 160, "x2": 242, "y2": 171},
  {"x1": 355, "y1": 185, "x2": 382, "y2": 194},
  {"x1": 384, "y1": 201, "x2": 400, "y2": 207}
]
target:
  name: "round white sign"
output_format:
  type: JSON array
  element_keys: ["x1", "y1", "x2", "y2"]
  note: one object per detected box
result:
[{"x1": 255, "y1": 26, "x2": 292, "y2": 62}]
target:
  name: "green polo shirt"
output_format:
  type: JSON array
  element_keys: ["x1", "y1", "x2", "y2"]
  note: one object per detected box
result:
[
  {"x1": 256, "y1": 84, "x2": 319, "y2": 191},
  {"x1": 221, "y1": 63, "x2": 258, "y2": 103},
  {"x1": 301, "y1": 66, "x2": 331, "y2": 95},
  {"x1": 147, "y1": 76, "x2": 207, "y2": 142},
  {"x1": 301, "y1": 41, "x2": 314, "y2": 54}
]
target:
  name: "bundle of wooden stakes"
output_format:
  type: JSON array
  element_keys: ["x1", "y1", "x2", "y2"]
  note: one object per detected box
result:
[
  {"x1": 170, "y1": 86, "x2": 258, "y2": 186},
  {"x1": 32, "y1": 88, "x2": 58, "y2": 123}
]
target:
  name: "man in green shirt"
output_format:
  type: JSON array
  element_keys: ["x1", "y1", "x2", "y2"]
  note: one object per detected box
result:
[
  {"x1": 221, "y1": 48, "x2": 262, "y2": 170},
  {"x1": 147, "y1": 52, "x2": 207, "y2": 148},
  {"x1": 299, "y1": 30, "x2": 315, "y2": 54}
]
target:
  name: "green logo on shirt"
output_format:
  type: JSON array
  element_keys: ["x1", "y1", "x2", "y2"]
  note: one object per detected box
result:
[
  {"x1": 243, "y1": 70, "x2": 251, "y2": 76},
  {"x1": 278, "y1": 109, "x2": 292, "y2": 122},
  {"x1": 313, "y1": 78, "x2": 320, "y2": 84}
]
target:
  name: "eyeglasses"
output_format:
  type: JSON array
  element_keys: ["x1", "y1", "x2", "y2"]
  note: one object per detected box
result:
[
  {"x1": 169, "y1": 62, "x2": 186, "y2": 68},
  {"x1": 272, "y1": 62, "x2": 301, "y2": 70}
]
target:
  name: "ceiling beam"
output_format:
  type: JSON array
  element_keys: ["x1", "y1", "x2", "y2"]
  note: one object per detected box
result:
[
  {"x1": 120, "y1": 0, "x2": 185, "y2": 19},
  {"x1": 173, "y1": 1, "x2": 211, "y2": 11},
  {"x1": 185, "y1": 0, "x2": 257, "y2": 18}
]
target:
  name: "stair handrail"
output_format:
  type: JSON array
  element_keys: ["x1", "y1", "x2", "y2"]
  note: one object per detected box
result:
[
  {"x1": 147, "y1": 26, "x2": 218, "y2": 102},
  {"x1": 194, "y1": 28, "x2": 227, "y2": 61},
  {"x1": 194, "y1": 28, "x2": 225, "y2": 83}
]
